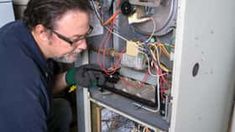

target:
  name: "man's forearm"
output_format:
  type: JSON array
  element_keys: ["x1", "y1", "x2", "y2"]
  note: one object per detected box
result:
[{"x1": 52, "y1": 72, "x2": 68, "y2": 94}]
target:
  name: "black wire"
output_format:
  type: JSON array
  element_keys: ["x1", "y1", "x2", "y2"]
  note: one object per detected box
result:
[{"x1": 109, "y1": 0, "x2": 115, "y2": 12}]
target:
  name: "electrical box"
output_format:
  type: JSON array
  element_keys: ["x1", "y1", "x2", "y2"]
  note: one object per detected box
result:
[{"x1": 76, "y1": 0, "x2": 235, "y2": 132}]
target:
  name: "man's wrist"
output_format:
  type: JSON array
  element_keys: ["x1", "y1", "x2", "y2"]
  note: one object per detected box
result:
[{"x1": 65, "y1": 68, "x2": 77, "y2": 86}]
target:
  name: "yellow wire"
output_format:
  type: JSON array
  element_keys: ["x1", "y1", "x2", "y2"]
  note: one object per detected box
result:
[
  {"x1": 68, "y1": 85, "x2": 77, "y2": 93},
  {"x1": 149, "y1": 44, "x2": 171, "y2": 72},
  {"x1": 158, "y1": 44, "x2": 171, "y2": 58},
  {"x1": 160, "y1": 63, "x2": 171, "y2": 73}
]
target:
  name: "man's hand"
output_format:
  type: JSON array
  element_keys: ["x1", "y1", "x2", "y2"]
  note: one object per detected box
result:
[{"x1": 65, "y1": 64, "x2": 106, "y2": 88}]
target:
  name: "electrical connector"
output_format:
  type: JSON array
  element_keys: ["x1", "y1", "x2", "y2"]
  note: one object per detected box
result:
[{"x1": 126, "y1": 40, "x2": 139, "y2": 56}]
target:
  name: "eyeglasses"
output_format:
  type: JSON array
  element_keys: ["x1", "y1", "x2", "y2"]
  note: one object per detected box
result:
[{"x1": 50, "y1": 25, "x2": 93, "y2": 45}]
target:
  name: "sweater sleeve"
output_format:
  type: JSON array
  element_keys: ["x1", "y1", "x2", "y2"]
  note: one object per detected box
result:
[{"x1": 0, "y1": 54, "x2": 49, "y2": 132}]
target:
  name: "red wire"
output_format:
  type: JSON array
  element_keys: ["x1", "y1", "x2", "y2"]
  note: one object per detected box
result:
[
  {"x1": 120, "y1": 71, "x2": 149, "y2": 89},
  {"x1": 97, "y1": 27, "x2": 111, "y2": 72},
  {"x1": 117, "y1": 0, "x2": 121, "y2": 7},
  {"x1": 102, "y1": 10, "x2": 121, "y2": 26},
  {"x1": 97, "y1": 24, "x2": 120, "y2": 75},
  {"x1": 97, "y1": 9, "x2": 125, "y2": 76}
]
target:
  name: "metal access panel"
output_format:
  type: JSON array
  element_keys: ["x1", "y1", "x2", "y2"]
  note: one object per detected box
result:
[
  {"x1": 76, "y1": 0, "x2": 235, "y2": 132},
  {"x1": 170, "y1": 0, "x2": 235, "y2": 131},
  {"x1": 0, "y1": 0, "x2": 15, "y2": 27}
]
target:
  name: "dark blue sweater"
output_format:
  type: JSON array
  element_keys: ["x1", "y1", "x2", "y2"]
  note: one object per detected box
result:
[{"x1": 0, "y1": 21, "x2": 52, "y2": 132}]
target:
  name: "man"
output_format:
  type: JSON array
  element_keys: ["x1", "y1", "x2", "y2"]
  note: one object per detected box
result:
[{"x1": 0, "y1": 0, "x2": 105, "y2": 132}]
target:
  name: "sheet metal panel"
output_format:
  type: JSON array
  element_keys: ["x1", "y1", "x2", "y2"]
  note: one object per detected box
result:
[
  {"x1": 0, "y1": 2, "x2": 14, "y2": 27},
  {"x1": 170, "y1": 0, "x2": 235, "y2": 131}
]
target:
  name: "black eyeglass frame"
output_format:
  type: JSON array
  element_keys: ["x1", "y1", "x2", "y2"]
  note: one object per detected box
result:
[{"x1": 50, "y1": 25, "x2": 93, "y2": 45}]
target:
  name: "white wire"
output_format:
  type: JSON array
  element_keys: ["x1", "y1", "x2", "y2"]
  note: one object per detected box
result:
[
  {"x1": 164, "y1": 95, "x2": 168, "y2": 119},
  {"x1": 90, "y1": 0, "x2": 102, "y2": 22},
  {"x1": 131, "y1": 51, "x2": 161, "y2": 113},
  {"x1": 156, "y1": 73, "x2": 161, "y2": 112},
  {"x1": 156, "y1": 45, "x2": 162, "y2": 69},
  {"x1": 149, "y1": 46, "x2": 157, "y2": 61},
  {"x1": 91, "y1": 0, "x2": 149, "y2": 54},
  {"x1": 132, "y1": 75, "x2": 160, "y2": 113},
  {"x1": 105, "y1": 26, "x2": 149, "y2": 53},
  {"x1": 139, "y1": 51, "x2": 157, "y2": 77},
  {"x1": 144, "y1": 17, "x2": 156, "y2": 43},
  {"x1": 150, "y1": 44, "x2": 162, "y2": 68},
  {"x1": 90, "y1": 0, "x2": 129, "y2": 42},
  {"x1": 104, "y1": 26, "x2": 129, "y2": 42}
]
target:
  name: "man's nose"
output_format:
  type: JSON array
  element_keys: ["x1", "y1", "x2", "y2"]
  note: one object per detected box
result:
[
  {"x1": 74, "y1": 39, "x2": 87, "y2": 50},
  {"x1": 79, "y1": 39, "x2": 87, "y2": 50}
]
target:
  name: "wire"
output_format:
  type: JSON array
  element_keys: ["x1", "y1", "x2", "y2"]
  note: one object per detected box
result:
[
  {"x1": 90, "y1": 0, "x2": 132, "y2": 43},
  {"x1": 120, "y1": 71, "x2": 149, "y2": 89},
  {"x1": 156, "y1": 66, "x2": 164, "y2": 114},
  {"x1": 90, "y1": 0, "x2": 118, "y2": 75},
  {"x1": 164, "y1": 95, "x2": 169, "y2": 119},
  {"x1": 104, "y1": 26, "x2": 129, "y2": 42},
  {"x1": 155, "y1": 0, "x2": 176, "y2": 32},
  {"x1": 97, "y1": 26, "x2": 112, "y2": 74},
  {"x1": 90, "y1": 0, "x2": 103, "y2": 23},
  {"x1": 103, "y1": 9, "x2": 121, "y2": 26},
  {"x1": 117, "y1": 0, "x2": 121, "y2": 7},
  {"x1": 156, "y1": 42, "x2": 171, "y2": 58},
  {"x1": 149, "y1": 43, "x2": 171, "y2": 73},
  {"x1": 96, "y1": 17, "x2": 124, "y2": 75},
  {"x1": 143, "y1": 127, "x2": 151, "y2": 132},
  {"x1": 143, "y1": 17, "x2": 156, "y2": 44},
  {"x1": 139, "y1": 51, "x2": 157, "y2": 77}
]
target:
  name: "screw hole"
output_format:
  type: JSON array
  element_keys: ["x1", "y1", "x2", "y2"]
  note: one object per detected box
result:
[{"x1": 192, "y1": 63, "x2": 199, "y2": 77}]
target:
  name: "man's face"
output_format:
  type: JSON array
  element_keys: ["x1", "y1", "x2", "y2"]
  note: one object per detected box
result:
[{"x1": 48, "y1": 10, "x2": 90, "y2": 63}]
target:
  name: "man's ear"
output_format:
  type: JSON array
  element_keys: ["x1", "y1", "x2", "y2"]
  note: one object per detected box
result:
[{"x1": 33, "y1": 24, "x2": 50, "y2": 41}]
